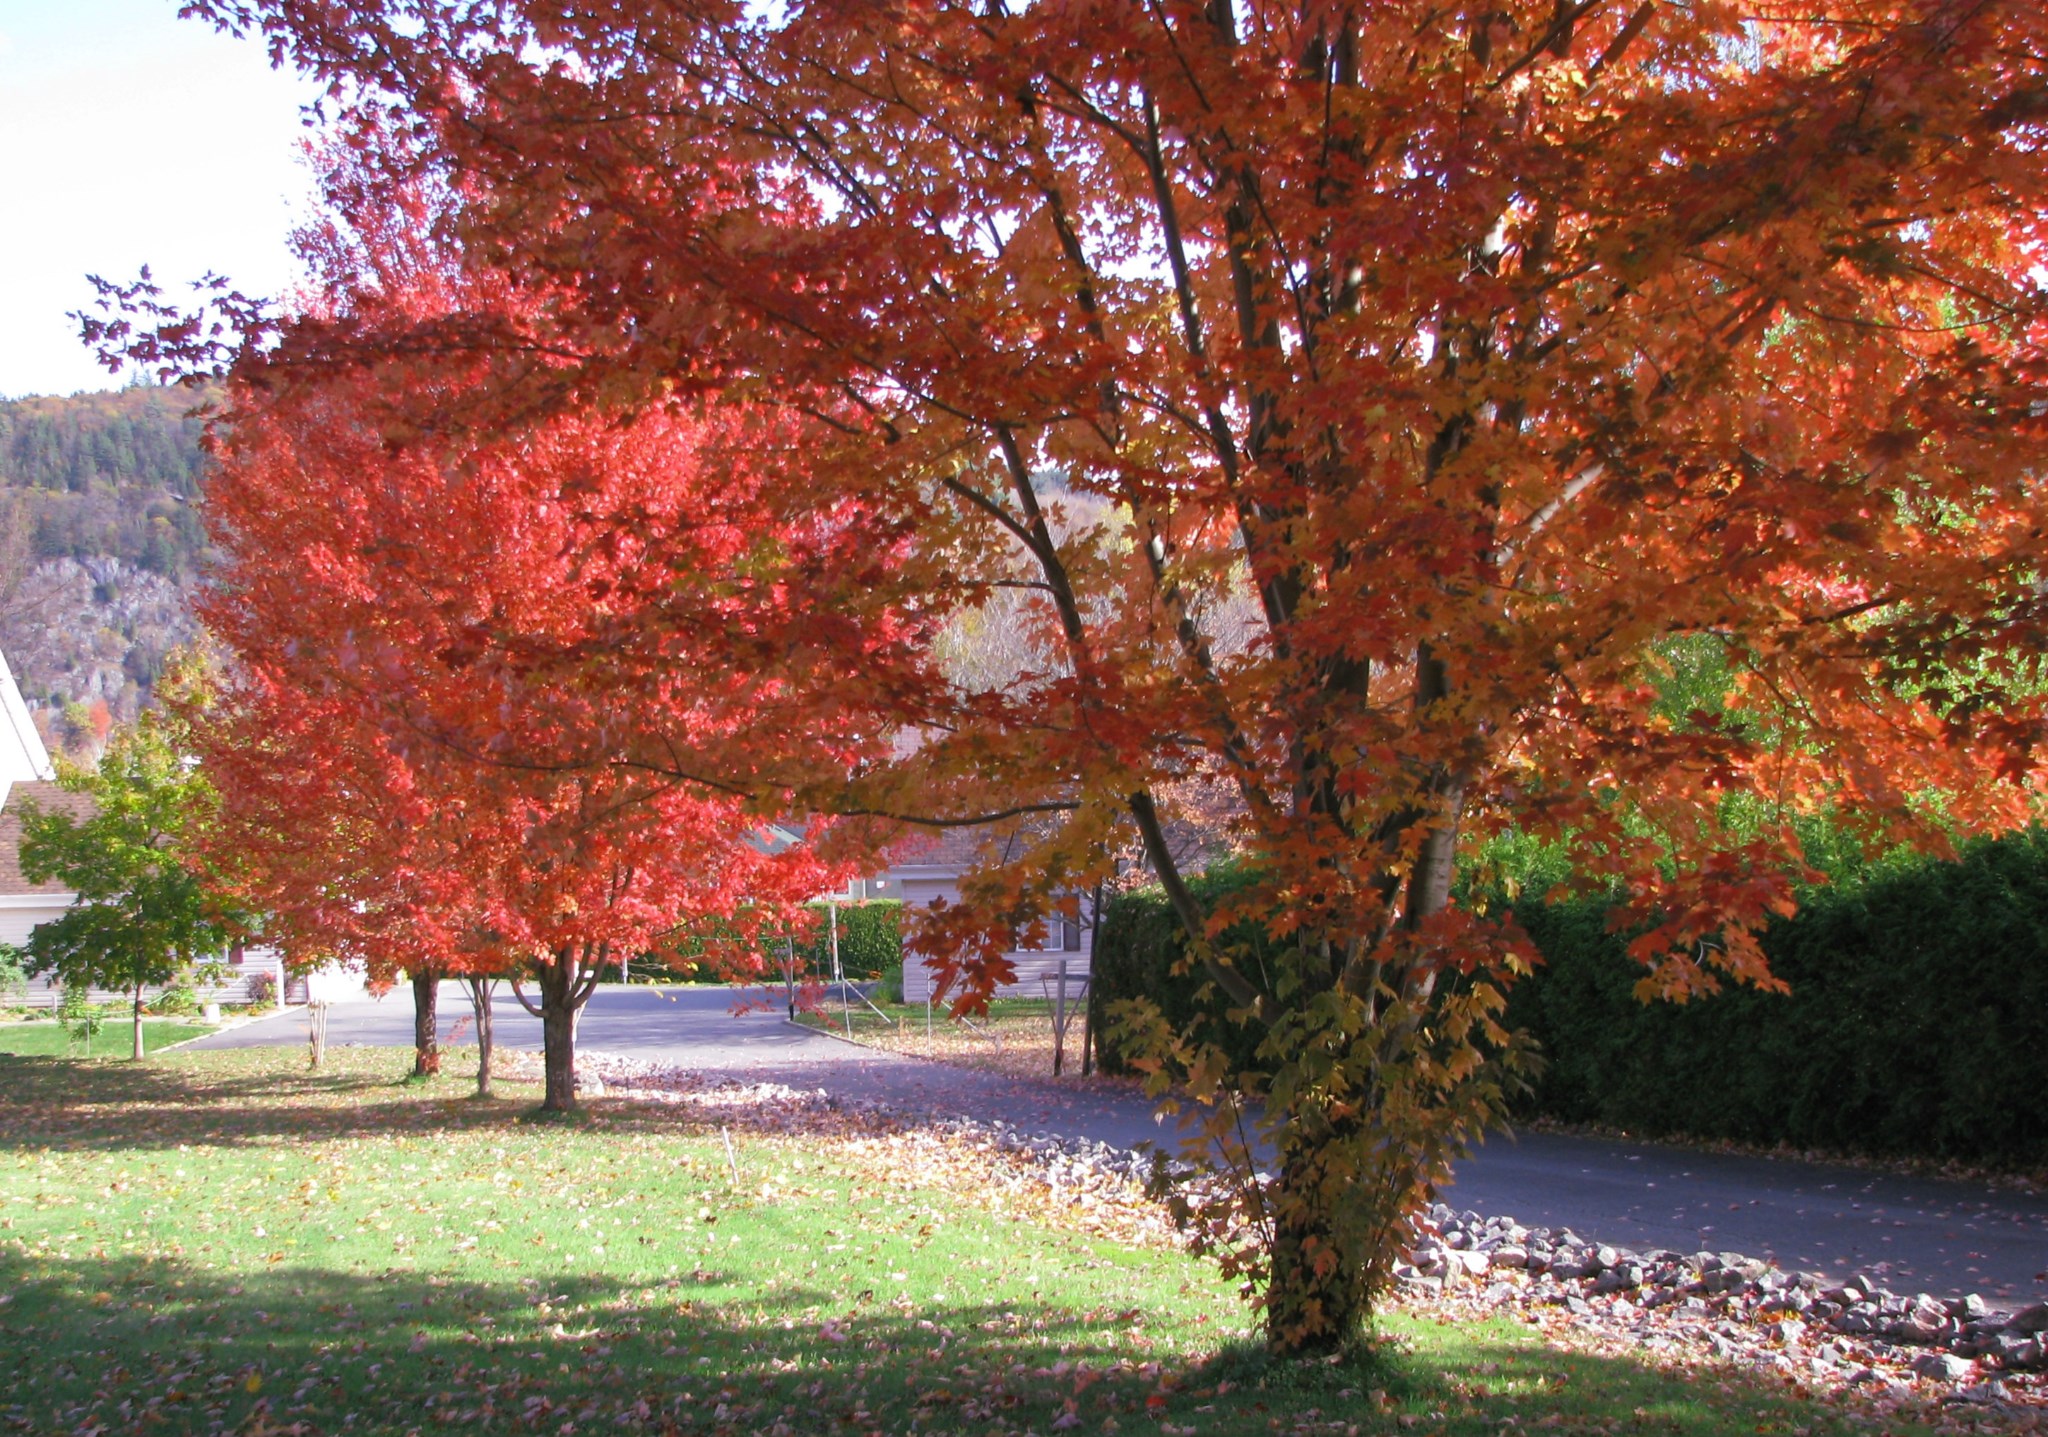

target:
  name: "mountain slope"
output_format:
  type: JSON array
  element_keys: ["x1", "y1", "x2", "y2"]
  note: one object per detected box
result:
[{"x1": 0, "y1": 387, "x2": 212, "y2": 755}]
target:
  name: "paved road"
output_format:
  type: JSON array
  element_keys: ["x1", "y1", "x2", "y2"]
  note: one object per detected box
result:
[{"x1": 188, "y1": 984, "x2": 2048, "y2": 1304}]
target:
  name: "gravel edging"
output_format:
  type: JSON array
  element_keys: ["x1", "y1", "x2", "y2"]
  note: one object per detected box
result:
[{"x1": 1406, "y1": 1207, "x2": 2046, "y2": 1407}]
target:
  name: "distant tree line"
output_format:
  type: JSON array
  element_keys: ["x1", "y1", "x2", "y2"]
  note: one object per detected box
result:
[
  {"x1": 0, "y1": 387, "x2": 208, "y2": 496},
  {"x1": 0, "y1": 387, "x2": 214, "y2": 580}
]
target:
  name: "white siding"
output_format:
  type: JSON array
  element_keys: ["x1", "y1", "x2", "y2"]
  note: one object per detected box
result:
[
  {"x1": 893, "y1": 872, "x2": 1093, "y2": 1004},
  {"x1": 9, "y1": 943, "x2": 291, "y2": 1010},
  {"x1": 0, "y1": 895, "x2": 73, "y2": 950}
]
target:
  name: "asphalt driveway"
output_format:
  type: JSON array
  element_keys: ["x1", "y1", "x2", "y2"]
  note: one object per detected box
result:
[{"x1": 186, "y1": 983, "x2": 2048, "y2": 1304}]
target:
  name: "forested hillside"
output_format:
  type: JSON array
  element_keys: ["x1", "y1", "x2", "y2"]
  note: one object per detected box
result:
[{"x1": 0, "y1": 386, "x2": 211, "y2": 757}]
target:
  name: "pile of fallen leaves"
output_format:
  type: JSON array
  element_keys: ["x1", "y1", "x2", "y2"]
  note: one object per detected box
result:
[
  {"x1": 510, "y1": 1051, "x2": 1182, "y2": 1253},
  {"x1": 793, "y1": 1004, "x2": 1128, "y2": 1085}
]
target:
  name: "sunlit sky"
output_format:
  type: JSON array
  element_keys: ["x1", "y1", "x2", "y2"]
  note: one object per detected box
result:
[{"x1": 0, "y1": 0, "x2": 319, "y2": 399}]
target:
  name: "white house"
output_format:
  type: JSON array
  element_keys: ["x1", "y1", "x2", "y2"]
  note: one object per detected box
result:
[
  {"x1": 0, "y1": 648, "x2": 71, "y2": 955},
  {"x1": 880, "y1": 826, "x2": 1092, "y2": 1004}
]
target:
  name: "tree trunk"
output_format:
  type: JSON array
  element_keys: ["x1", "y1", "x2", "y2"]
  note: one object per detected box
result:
[
  {"x1": 132, "y1": 985, "x2": 144, "y2": 1061},
  {"x1": 537, "y1": 955, "x2": 577, "y2": 1112},
  {"x1": 411, "y1": 970, "x2": 440, "y2": 1076},
  {"x1": 1264, "y1": 1123, "x2": 1374, "y2": 1355},
  {"x1": 465, "y1": 978, "x2": 495, "y2": 1098}
]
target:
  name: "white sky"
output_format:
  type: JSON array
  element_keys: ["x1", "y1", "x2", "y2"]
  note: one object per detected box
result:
[{"x1": 0, "y1": 0, "x2": 319, "y2": 399}]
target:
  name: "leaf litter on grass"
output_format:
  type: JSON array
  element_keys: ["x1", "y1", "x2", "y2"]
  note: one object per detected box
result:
[{"x1": 0, "y1": 1047, "x2": 2035, "y2": 1436}]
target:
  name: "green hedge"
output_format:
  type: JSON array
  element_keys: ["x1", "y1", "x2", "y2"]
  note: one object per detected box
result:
[
  {"x1": 1088, "y1": 866, "x2": 1268, "y2": 1077},
  {"x1": 796, "y1": 900, "x2": 903, "y2": 982},
  {"x1": 1088, "y1": 833, "x2": 2048, "y2": 1166},
  {"x1": 626, "y1": 902, "x2": 902, "y2": 984},
  {"x1": 1507, "y1": 828, "x2": 2048, "y2": 1166}
]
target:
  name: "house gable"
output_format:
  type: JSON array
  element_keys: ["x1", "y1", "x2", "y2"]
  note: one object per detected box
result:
[{"x1": 0, "y1": 649, "x2": 55, "y2": 811}]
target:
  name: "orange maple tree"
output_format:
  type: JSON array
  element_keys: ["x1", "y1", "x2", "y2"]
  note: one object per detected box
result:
[{"x1": 153, "y1": 0, "x2": 2048, "y2": 1348}]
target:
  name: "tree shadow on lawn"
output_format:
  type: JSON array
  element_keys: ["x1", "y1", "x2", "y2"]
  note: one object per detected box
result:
[
  {"x1": 0, "y1": 1247, "x2": 1948, "y2": 1437},
  {"x1": 0, "y1": 1051, "x2": 500, "y2": 1153}
]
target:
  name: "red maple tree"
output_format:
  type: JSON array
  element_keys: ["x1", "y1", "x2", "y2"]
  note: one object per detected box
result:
[
  {"x1": 183, "y1": 142, "x2": 879, "y2": 1106},
  {"x1": 149, "y1": 0, "x2": 2048, "y2": 1348}
]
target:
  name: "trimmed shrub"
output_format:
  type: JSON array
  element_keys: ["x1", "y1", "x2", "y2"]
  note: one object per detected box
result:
[
  {"x1": 1507, "y1": 827, "x2": 2048, "y2": 1167},
  {"x1": 1086, "y1": 832, "x2": 2048, "y2": 1166},
  {"x1": 1087, "y1": 866, "x2": 1269, "y2": 1077}
]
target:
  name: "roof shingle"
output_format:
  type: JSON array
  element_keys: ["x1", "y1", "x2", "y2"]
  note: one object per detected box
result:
[{"x1": 0, "y1": 781, "x2": 94, "y2": 897}]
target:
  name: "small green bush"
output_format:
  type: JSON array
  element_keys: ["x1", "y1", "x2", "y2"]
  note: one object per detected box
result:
[
  {"x1": 150, "y1": 985, "x2": 199, "y2": 1017},
  {"x1": 797, "y1": 900, "x2": 903, "y2": 982},
  {"x1": 58, "y1": 986, "x2": 107, "y2": 1053},
  {"x1": 0, "y1": 943, "x2": 27, "y2": 1005}
]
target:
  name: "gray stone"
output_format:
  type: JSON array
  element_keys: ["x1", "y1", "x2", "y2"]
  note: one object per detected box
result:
[
  {"x1": 1953, "y1": 1381, "x2": 2011, "y2": 1405},
  {"x1": 2010, "y1": 1302, "x2": 2048, "y2": 1335},
  {"x1": 1759, "y1": 1289, "x2": 1811, "y2": 1316},
  {"x1": 1910, "y1": 1352, "x2": 1974, "y2": 1383},
  {"x1": 1894, "y1": 1313, "x2": 1947, "y2": 1344},
  {"x1": 1593, "y1": 1264, "x2": 1643, "y2": 1294},
  {"x1": 1448, "y1": 1249, "x2": 1490, "y2": 1280}
]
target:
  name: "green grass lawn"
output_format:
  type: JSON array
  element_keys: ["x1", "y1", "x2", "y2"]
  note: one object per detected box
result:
[
  {"x1": 0, "y1": 1048, "x2": 1969, "y2": 1436},
  {"x1": 0, "y1": 1018, "x2": 212, "y2": 1058}
]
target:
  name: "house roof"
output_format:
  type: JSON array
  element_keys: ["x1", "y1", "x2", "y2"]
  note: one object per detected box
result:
[
  {"x1": 884, "y1": 823, "x2": 1033, "y2": 872},
  {"x1": 0, "y1": 781, "x2": 93, "y2": 898}
]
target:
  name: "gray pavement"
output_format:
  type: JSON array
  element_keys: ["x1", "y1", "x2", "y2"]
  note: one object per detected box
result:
[{"x1": 187, "y1": 983, "x2": 2048, "y2": 1305}]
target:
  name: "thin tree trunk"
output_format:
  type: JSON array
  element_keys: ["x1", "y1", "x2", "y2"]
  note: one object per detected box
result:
[
  {"x1": 133, "y1": 984, "x2": 144, "y2": 1060},
  {"x1": 411, "y1": 970, "x2": 440, "y2": 1076},
  {"x1": 308, "y1": 1001, "x2": 330, "y2": 1068},
  {"x1": 465, "y1": 977, "x2": 495, "y2": 1098}
]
